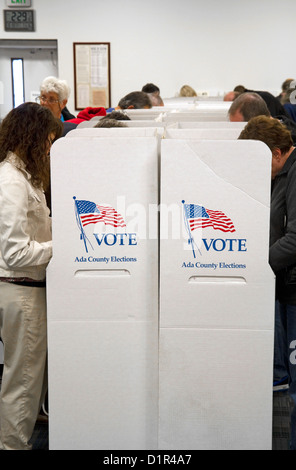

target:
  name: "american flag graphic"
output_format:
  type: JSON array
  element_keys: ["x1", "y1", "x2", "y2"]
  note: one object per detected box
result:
[
  {"x1": 75, "y1": 199, "x2": 126, "y2": 228},
  {"x1": 184, "y1": 203, "x2": 235, "y2": 233}
]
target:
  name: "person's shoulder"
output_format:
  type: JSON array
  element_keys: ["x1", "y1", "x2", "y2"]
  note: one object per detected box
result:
[{"x1": 62, "y1": 121, "x2": 78, "y2": 136}]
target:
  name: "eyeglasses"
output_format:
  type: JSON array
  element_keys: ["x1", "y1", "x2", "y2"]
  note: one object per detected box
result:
[{"x1": 36, "y1": 95, "x2": 60, "y2": 105}]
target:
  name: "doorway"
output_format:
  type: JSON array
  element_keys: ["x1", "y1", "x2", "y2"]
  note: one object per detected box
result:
[{"x1": 0, "y1": 39, "x2": 58, "y2": 120}]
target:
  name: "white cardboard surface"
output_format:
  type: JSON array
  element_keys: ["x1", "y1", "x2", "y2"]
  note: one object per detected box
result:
[
  {"x1": 164, "y1": 111, "x2": 229, "y2": 122},
  {"x1": 65, "y1": 127, "x2": 161, "y2": 138},
  {"x1": 159, "y1": 328, "x2": 273, "y2": 450},
  {"x1": 47, "y1": 134, "x2": 275, "y2": 450},
  {"x1": 178, "y1": 121, "x2": 245, "y2": 128},
  {"x1": 164, "y1": 128, "x2": 243, "y2": 140},
  {"x1": 47, "y1": 136, "x2": 159, "y2": 449},
  {"x1": 159, "y1": 139, "x2": 275, "y2": 449}
]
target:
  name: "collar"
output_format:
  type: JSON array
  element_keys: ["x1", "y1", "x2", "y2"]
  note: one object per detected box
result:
[
  {"x1": 277, "y1": 147, "x2": 296, "y2": 177},
  {"x1": 5, "y1": 151, "x2": 32, "y2": 180}
]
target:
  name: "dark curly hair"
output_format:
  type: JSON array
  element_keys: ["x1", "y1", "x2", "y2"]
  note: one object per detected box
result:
[{"x1": 0, "y1": 102, "x2": 63, "y2": 189}]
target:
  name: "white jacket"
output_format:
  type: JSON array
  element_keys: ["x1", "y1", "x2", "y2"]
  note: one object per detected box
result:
[{"x1": 0, "y1": 152, "x2": 52, "y2": 280}]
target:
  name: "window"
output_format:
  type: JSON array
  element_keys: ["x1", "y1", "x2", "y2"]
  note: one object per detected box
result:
[{"x1": 11, "y1": 58, "x2": 24, "y2": 108}]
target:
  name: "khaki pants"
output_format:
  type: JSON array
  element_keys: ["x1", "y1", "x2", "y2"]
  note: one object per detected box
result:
[{"x1": 0, "y1": 282, "x2": 47, "y2": 450}]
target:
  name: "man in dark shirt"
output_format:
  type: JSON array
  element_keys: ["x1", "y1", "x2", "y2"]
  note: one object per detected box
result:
[{"x1": 239, "y1": 116, "x2": 296, "y2": 450}]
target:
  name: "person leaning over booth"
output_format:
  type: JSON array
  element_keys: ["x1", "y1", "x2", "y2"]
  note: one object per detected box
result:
[
  {"x1": 239, "y1": 115, "x2": 296, "y2": 450},
  {"x1": 0, "y1": 102, "x2": 62, "y2": 450}
]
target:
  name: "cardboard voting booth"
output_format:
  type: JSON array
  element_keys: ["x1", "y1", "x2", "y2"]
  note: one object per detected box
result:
[
  {"x1": 47, "y1": 130, "x2": 275, "y2": 450},
  {"x1": 177, "y1": 121, "x2": 246, "y2": 129},
  {"x1": 47, "y1": 136, "x2": 159, "y2": 450},
  {"x1": 164, "y1": 111, "x2": 229, "y2": 123},
  {"x1": 65, "y1": 127, "x2": 163, "y2": 138},
  {"x1": 164, "y1": 128, "x2": 243, "y2": 140},
  {"x1": 159, "y1": 139, "x2": 275, "y2": 450}
]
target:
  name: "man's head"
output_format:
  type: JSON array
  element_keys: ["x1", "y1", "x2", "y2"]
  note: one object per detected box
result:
[
  {"x1": 238, "y1": 115, "x2": 293, "y2": 178},
  {"x1": 94, "y1": 119, "x2": 127, "y2": 128},
  {"x1": 281, "y1": 78, "x2": 295, "y2": 93},
  {"x1": 141, "y1": 83, "x2": 164, "y2": 106},
  {"x1": 228, "y1": 92, "x2": 270, "y2": 122},
  {"x1": 39, "y1": 76, "x2": 71, "y2": 119},
  {"x1": 223, "y1": 91, "x2": 240, "y2": 102},
  {"x1": 142, "y1": 83, "x2": 160, "y2": 94},
  {"x1": 117, "y1": 91, "x2": 152, "y2": 110},
  {"x1": 101, "y1": 111, "x2": 131, "y2": 121}
]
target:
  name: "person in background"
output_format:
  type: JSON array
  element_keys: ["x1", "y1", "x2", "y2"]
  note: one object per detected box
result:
[
  {"x1": 228, "y1": 92, "x2": 270, "y2": 121},
  {"x1": 117, "y1": 91, "x2": 152, "y2": 110},
  {"x1": 224, "y1": 86, "x2": 288, "y2": 118},
  {"x1": 277, "y1": 78, "x2": 295, "y2": 104},
  {"x1": 239, "y1": 116, "x2": 296, "y2": 450},
  {"x1": 179, "y1": 85, "x2": 197, "y2": 97},
  {"x1": 101, "y1": 110, "x2": 131, "y2": 121},
  {"x1": 38, "y1": 76, "x2": 76, "y2": 136},
  {"x1": 281, "y1": 85, "x2": 296, "y2": 123},
  {"x1": 94, "y1": 110, "x2": 131, "y2": 127},
  {"x1": 94, "y1": 119, "x2": 127, "y2": 128},
  {"x1": 38, "y1": 76, "x2": 73, "y2": 120},
  {"x1": 142, "y1": 83, "x2": 164, "y2": 106},
  {"x1": 228, "y1": 92, "x2": 296, "y2": 145},
  {"x1": 224, "y1": 90, "x2": 240, "y2": 101},
  {"x1": 0, "y1": 102, "x2": 62, "y2": 450}
]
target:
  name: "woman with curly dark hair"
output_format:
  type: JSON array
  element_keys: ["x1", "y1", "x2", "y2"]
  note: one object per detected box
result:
[{"x1": 0, "y1": 102, "x2": 62, "y2": 450}]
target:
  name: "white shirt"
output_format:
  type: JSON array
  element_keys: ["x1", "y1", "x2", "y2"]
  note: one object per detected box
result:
[{"x1": 0, "y1": 152, "x2": 52, "y2": 280}]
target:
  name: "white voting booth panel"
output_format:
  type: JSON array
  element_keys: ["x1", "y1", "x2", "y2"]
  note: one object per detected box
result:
[
  {"x1": 76, "y1": 118, "x2": 101, "y2": 128},
  {"x1": 124, "y1": 120, "x2": 176, "y2": 128},
  {"x1": 65, "y1": 127, "x2": 163, "y2": 138},
  {"x1": 164, "y1": 128, "x2": 243, "y2": 140},
  {"x1": 47, "y1": 136, "x2": 159, "y2": 450},
  {"x1": 159, "y1": 139, "x2": 275, "y2": 450},
  {"x1": 77, "y1": 119, "x2": 170, "y2": 129},
  {"x1": 123, "y1": 109, "x2": 166, "y2": 120},
  {"x1": 164, "y1": 111, "x2": 229, "y2": 123},
  {"x1": 178, "y1": 121, "x2": 246, "y2": 129}
]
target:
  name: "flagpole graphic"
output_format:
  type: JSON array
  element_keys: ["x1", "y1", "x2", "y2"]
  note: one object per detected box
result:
[
  {"x1": 182, "y1": 200, "x2": 235, "y2": 258},
  {"x1": 74, "y1": 197, "x2": 94, "y2": 253},
  {"x1": 182, "y1": 200, "x2": 197, "y2": 258},
  {"x1": 74, "y1": 197, "x2": 126, "y2": 252}
]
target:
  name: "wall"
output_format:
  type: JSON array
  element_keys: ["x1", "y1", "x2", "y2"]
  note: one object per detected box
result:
[
  {"x1": 0, "y1": 43, "x2": 58, "y2": 118},
  {"x1": 0, "y1": 0, "x2": 295, "y2": 113}
]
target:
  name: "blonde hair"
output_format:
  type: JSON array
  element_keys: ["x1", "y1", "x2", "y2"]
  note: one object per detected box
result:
[{"x1": 179, "y1": 85, "x2": 197, "y2": 97}]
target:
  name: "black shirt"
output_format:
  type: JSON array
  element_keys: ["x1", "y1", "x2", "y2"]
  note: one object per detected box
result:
[{"x1": 269, "y1": 148, "x2": 296, "y2": 303}]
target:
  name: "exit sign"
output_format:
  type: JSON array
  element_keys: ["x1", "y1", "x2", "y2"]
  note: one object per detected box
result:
[{"x1": 6, "y1": 0, "x2": 31, "y2": 7}]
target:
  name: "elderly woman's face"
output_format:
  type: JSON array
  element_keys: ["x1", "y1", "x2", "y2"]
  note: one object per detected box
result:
[{"x1": 39, "y1": 91, "x2": 66, "y2": 119}]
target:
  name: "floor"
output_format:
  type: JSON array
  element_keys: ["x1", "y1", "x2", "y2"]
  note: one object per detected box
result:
[{"x1": 0, "y1": 365, "x2": 294, "y2": 450}]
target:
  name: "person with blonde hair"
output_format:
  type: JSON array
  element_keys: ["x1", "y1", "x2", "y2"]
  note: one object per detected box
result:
[{"x1": 179, "y1": 85, "x2": 197, "y2": 97}]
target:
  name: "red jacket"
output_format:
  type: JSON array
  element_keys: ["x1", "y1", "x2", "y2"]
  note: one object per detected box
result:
[{"x1": 66, "y1": 107, "x2": 106, "y2": 124}]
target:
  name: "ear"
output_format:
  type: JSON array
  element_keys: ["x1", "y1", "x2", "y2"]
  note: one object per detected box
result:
[
  {"x1": 60, "y1": 99, "x2": 67, "y2": 110},
  {"x1": 272, "y1": 148, "x2": 282, "y2": 161}
]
